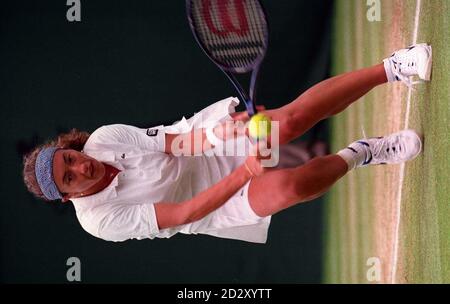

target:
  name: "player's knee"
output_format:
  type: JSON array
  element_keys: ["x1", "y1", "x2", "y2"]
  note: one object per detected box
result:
[
  {"x1": 278, "y1": 168, "x2": 305, "y2": 203},
  {"x1": 283, "y1": 111, "x2": 315, "y2": 141},
  {"x1": 290, "y1": 156, "x2": 330, "y2": 201},
  {"x1": 281, "y1": 170, "x2": 311, "y2": 203}
]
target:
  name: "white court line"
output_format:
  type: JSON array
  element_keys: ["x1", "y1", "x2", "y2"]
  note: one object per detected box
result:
[{"x1": 390, "y1": 0, "x2": 422, "y2": 284}]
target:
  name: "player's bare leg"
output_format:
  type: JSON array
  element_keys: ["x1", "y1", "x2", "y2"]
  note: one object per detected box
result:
[
  {"x1": 248, "y1": 130, "x2": 423, "y2": 217},
  {"x1": 261, "y1": 43, "x2": 432, "y2": 145},
  {"x1": 261, "y1": 64, "x2": 388, "y2": 145},
  {"x1": 248, "y1": 155, "x2": 348, "y2": 217}
]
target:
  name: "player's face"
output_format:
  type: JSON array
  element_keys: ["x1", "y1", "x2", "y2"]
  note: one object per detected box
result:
[{"x1": 52, "y1": 149, "x2": 106, "y2": 196}]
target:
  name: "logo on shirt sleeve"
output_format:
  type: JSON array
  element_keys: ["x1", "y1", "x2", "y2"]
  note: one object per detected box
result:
[{"x1": 146, "y1": 129, "x2": 159, "y2": 137}]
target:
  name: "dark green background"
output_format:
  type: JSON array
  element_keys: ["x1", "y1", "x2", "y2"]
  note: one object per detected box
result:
[{"x1": 1, "y1": 0, "x2": 333, "y2": 283}]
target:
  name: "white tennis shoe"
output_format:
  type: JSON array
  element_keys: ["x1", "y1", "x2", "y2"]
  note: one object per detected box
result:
[
  {"x1": 356, "y1": 130, "x2": 423, "y2": 167},
  {"x1": 383, "y1": 43, "x2": 432, "y2": 87}
]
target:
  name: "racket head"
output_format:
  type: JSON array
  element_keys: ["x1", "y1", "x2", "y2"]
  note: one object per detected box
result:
[{"x1": 187, "y1": 0, "x2": 269, "y2": 74}]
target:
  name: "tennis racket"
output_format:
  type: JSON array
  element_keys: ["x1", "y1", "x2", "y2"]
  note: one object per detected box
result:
[{"x1": 186, "y1": 0, "x2": 269, "y2": 117}]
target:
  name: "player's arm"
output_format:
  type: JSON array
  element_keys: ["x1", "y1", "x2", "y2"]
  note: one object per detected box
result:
[
  {"x1": 163, "y1": 105, "x2": 265, "y2": 155},
  {"x1": 164, "y1": 120, "x2": 246, "y2": 155},
  {"x1": 154, "y1": 159, "x2": 258, "y2": 229},
  {"x1": 164, "y1": 128, "x2": 212, "y2": 155}
]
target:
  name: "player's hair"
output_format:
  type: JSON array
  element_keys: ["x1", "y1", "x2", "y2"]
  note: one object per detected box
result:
[{"x1": 22, "y1": 129, "x2": 90, "y2": 201}]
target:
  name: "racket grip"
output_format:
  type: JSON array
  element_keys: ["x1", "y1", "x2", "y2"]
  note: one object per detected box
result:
[{"x1": 246, "y1": 100, "x2": 256, "y2": 117}]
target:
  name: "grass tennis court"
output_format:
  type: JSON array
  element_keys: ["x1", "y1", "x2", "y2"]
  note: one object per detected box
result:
[{"x1": 324, "y1": 0, "x2": 450, "y2": 283}]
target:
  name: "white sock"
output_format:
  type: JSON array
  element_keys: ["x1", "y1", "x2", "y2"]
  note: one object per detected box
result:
[
  {"x1": 383, "y1": 58, "x2": 397, "y2": 82},
  {"x1": 337, "y1": 140, "x2": 370, "y2": 171}
]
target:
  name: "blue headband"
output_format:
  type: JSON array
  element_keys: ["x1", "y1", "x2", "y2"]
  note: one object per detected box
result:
[{"x1": 35, "y1": 147, "x2": 62, "y2": 200}]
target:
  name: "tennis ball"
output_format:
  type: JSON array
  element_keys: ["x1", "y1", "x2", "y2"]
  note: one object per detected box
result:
[{"x1": 248, "y1": 113, "x2": 271, "y2": 139}]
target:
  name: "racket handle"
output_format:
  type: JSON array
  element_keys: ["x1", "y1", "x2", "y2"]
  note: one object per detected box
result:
[{"x1": 246, "y1": 99, "x2": 257, "y2": 117}]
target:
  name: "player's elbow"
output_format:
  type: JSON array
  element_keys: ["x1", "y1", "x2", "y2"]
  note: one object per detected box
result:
[
  {"x1": 154, "y1": 199, "x2": 210, "y2": 230},
  {"x1": 154, "y1": 201, "x2": 192, "y2": 229},
  {"x1": 178, "y1": 201, "x2": 204, "y2": 224}
]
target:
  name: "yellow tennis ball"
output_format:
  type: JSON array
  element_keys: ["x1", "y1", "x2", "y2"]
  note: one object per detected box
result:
[{"x1": 249, "y1": 113, "x2": 271, "y2": 139}]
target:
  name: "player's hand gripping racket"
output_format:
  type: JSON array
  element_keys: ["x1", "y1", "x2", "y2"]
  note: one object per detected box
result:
[{"x1": 186, "y1": 0, "x2": 269, "y2": 130}]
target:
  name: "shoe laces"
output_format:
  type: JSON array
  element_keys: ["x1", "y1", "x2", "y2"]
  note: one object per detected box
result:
[
  {"x1": 390, "y1": 51, "x2": 423, "y2": 89},
  {"x1": 392, "y1": 70, "x2": 423, "y2": 89},
  {"x1": 371, "y1": 135, "x2": 405, "y2": 162}
]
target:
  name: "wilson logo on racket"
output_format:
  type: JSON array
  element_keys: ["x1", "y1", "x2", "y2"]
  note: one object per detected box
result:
[
  {"x1": 201, "y1": 0, "x2": 249, "y2": 37},
  {"x1": 188, "y1": 0, "x2": 268, "y2": 115}
]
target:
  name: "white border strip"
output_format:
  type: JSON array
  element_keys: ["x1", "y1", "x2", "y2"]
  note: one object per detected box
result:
[{"x1": 390, "y1": 0, "x2": 422, "y2": 284}]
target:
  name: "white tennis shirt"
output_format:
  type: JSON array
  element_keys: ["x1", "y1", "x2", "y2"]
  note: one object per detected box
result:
[{"x1": 71, "y1": 97, "x2": 271, "y2": 243}]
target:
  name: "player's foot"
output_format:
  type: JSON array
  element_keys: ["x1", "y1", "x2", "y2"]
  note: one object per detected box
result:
[
  {"x1": 383, "y1": 43, "x2": 432, "y2": 87},
  {"x1": 337, "y1": 130, "x2": 422, "y2": 170},
  {"x1": 356, "y1": 129, "x2": 422, "y2": 167}
]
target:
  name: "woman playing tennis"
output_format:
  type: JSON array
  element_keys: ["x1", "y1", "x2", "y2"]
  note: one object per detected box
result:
[{"x1": 22, "y1": 43, "x2": 432, "y2": 243}]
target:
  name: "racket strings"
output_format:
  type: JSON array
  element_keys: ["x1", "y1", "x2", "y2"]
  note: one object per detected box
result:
[{"x1": 191, "y1": 0, "x2": 267, "y2": 71}]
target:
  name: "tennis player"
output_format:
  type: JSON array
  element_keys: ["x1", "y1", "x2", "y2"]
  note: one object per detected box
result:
[{"x1": 22, "y1": 44, "x2": 432, "y2": 243}]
